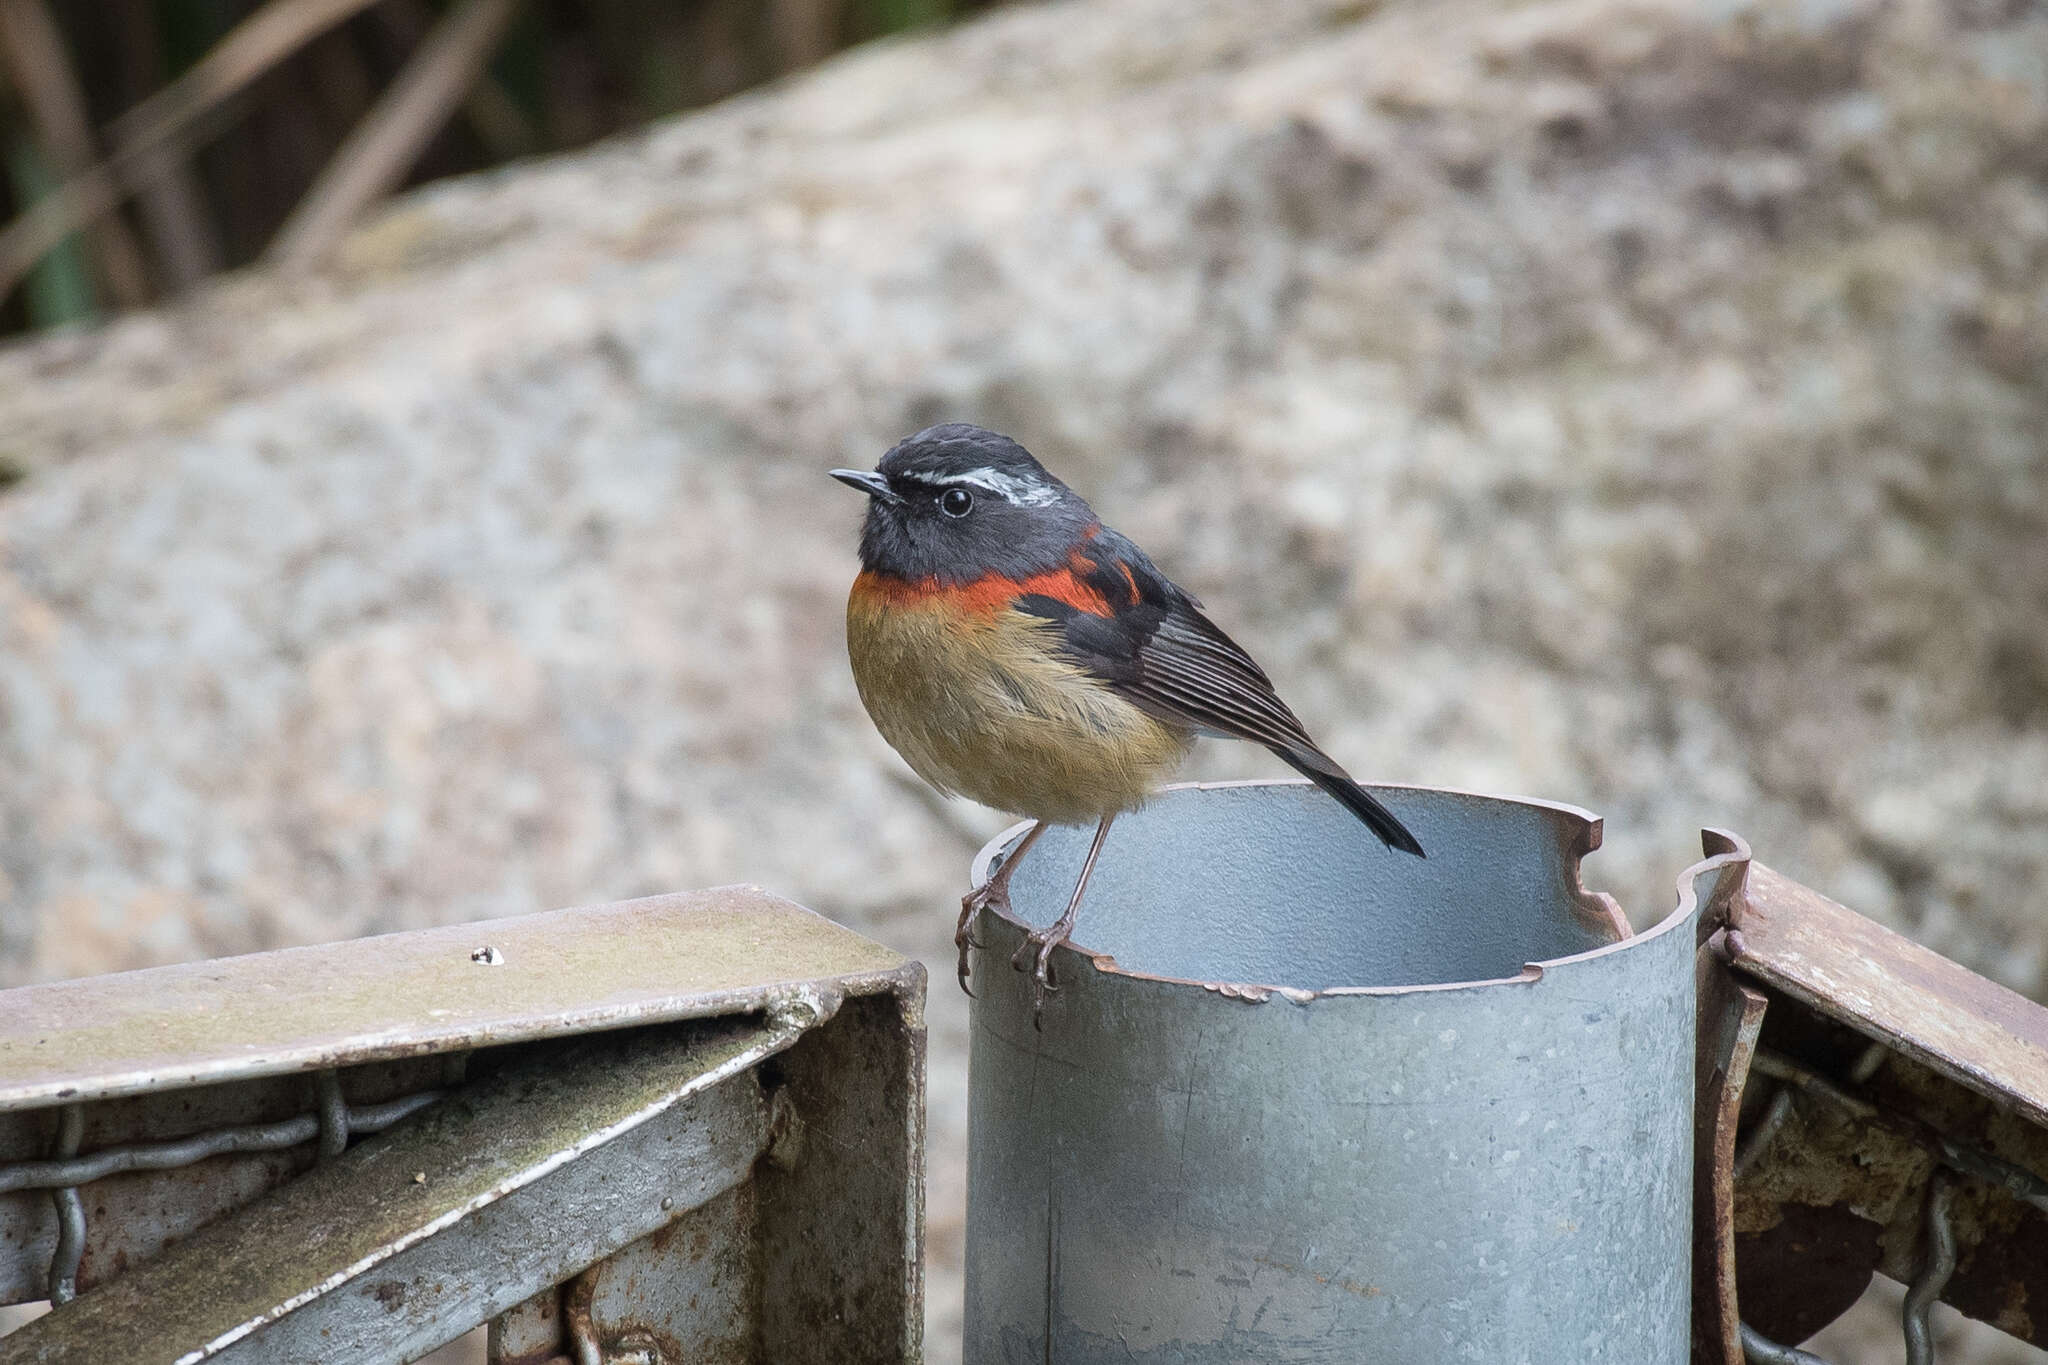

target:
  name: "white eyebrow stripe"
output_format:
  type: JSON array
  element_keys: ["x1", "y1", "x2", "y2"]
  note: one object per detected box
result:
[{"x1": 905, "y1": 466, "x2": 1061, "y2": 507}]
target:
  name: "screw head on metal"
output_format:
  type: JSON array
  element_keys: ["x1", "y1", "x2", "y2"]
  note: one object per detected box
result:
[{"x1": 469, "y1": 946, "x2": 504, "y2": 966}]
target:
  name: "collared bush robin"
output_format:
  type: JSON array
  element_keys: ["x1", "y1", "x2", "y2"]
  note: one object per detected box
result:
[{"x1": 833, "y1": 423, "x2": 1423, "y2": 1023}]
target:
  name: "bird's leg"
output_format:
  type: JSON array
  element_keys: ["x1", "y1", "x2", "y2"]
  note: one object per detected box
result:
[
  {"x1": 957, "y1": 820, "x2": 1048, "y2": 996},
  {"x1": 1013, "y1": 813, "x2": 1115, "y2": 1029}
]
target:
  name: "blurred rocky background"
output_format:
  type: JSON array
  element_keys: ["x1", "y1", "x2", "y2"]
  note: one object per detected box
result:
[{"x1": 2, "y1": 0, "x2": 2045, "y2": 1358}]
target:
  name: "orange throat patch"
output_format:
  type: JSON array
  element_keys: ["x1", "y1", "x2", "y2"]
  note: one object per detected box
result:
[{"x1": 850, "y1": 562, "x2": 1115, "y2": 619}]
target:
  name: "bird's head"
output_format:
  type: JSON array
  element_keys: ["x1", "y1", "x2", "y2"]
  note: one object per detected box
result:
[{"x1": 831, "y1": 424, "x2": 1099, "y2": 583}]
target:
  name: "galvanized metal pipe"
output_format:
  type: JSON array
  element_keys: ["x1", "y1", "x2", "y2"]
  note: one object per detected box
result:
[{"x1": 965, "y1": 780, "x2": 1696, "y2": 1364}]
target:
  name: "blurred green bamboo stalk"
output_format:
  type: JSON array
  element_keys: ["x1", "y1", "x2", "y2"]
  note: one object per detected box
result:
[
  {"x1": 267, "y1": 0, "x2": 518, "y2": 266},
  {"x1": 867, "y1": 0, "x2": 954, "y2": 31},
  {"x1": 0, "y1": 0, "x2": 390, "y2": 302},
  {"x1": 0, "y1": 0, "x2": 152, "y2": 304},
  {"x1": 3, "y1": 131, "x2": 92, "y2": 325},
  {"x1": 0, "y1": 0, "x2": 992, "y2": 334}
]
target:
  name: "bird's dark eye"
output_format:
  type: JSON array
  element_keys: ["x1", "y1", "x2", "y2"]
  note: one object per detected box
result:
[{"x1": 939, "y1": 487, "x2": 974, "y2": 518}]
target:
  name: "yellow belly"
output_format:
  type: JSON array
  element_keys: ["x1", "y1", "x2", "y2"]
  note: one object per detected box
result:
[{"x1": 846, "y1": 591, "x2": 1192, "y2": 825}]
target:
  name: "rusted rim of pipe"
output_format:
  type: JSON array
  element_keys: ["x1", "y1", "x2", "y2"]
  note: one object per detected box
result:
[
  {"x1": 1677, "y1": 827, "x2": 1754, "y2": 946},
  {"x1": 968, "y1": 778, "x2": 1700, "y2": 1003}
]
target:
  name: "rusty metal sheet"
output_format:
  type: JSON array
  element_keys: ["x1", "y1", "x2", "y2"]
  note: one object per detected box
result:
[
  {"x1": 1711, "y1": 857, "x2": 2048, "y2": 1353},
  {"x1": 1691, "y1": 957, "x2": 1770, "y2": 1365},
  {"x1": 485, "y1": 1286, "x2": 564, "y2": 1365},
  {"x1": 1, "y1": 1016, "x2": 797, "y2": 1364},
  {"x1": 570, "y1": 1184, "x2": 757, "y2": 1363},
  {"x1": 1729, "y1": 1011, "x2": 2048, "y2": 1350},
  {"x1": 1874, "y1": 1065, "x2": 2048, "y2": 1345},
  {"x1": 1728, "y1": 1056, "x2": 1890, "y2": 1347},
  {"x1": 0, "y1": 887, "x2": 909, "y2": 1109},
  {"x1": 1727, "y1": 862, "x2": 2048, "y2": 1130},
  {"x1": 1687, "y1": 827, "x2": 1771, "y2": 1365}
]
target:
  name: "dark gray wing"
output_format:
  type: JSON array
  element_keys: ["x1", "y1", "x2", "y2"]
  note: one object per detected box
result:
[{"x1": 1017, "y1": 530, "x2": 1424, "y2": 857}]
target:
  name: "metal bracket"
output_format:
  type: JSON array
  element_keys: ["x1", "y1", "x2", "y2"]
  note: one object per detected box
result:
[
  {"x1": 0, "y1": 886, "x2": 926, "y2": 1364},
  {"x1": 1687, "y1": 833, "x2": 2048, "y2": 1364}
]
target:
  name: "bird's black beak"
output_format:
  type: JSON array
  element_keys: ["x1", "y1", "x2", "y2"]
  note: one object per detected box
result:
[{"x1": 829, "y1": 468, "x2": 903, "y2": 505}]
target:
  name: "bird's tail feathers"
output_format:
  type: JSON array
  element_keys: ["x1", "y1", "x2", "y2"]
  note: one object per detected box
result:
[{"x1": 1277, "y1": 748, "x2": 1426, "y2": 858}]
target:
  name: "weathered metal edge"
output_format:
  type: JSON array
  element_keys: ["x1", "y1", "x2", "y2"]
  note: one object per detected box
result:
[
  {"x1": 190, "y1": 1017, "x2": 806, "y2": 1364},
  {"x1": 893, "y1": 976, "x2": 929, "y2": 1364},
  {"x1": 1726, "y1": 864, "x2": 2048, "y2": 1131},
  {"x1": 0, "y1": 1020, "x2": 794, "y2": 1364},
  {"x1": 1678, "y1": 829, "x2": 1754, "y2": 943},
  {"x1": 1684, "y1": 826, "x2": 1767, "y2": 1365},
  {"x1": 0, "y1": 888, "x2": 920, "y2": 1110},
  {"x1": 968, "y1": 779, "x2": 1672, "y2": 1003}
]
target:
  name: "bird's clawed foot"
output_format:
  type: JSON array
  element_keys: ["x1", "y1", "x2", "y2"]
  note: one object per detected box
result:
[
  {"x1": 954, "y1": 882, "x2": 1004, "y2": 997},
  {"x1": 1010, "y1": 925, "x2": 1069, "y2": 1030},
  {"x1": 955, "y1": 821, "x2": 1049, "y2": 1000}
]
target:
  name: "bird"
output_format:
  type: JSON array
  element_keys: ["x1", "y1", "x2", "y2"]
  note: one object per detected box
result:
[{"x1": 831, "y1": 423, "x2": 1424, "y2": 1023}]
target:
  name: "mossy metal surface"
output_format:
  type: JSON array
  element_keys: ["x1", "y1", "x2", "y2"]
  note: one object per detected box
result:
[
  {"x1": 0, "y1": 886, "x2": 906, "y2": 1109},
  {"x1": 1, "y1": 1019, "x2": 783, "y2": 1363}
]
